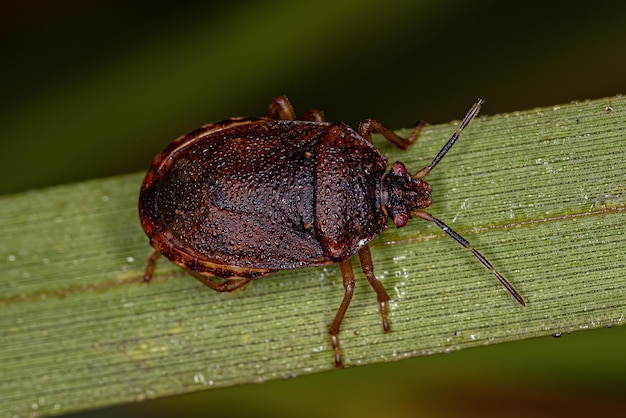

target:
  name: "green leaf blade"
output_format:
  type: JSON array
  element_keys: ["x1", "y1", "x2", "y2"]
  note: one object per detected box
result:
[{"x1": 1, "y1": 96, "x2": 625, "y2": 417}]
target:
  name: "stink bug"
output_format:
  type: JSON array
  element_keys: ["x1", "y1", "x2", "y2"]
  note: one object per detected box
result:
[{"x1": 139, "y1": 96, "x2": 525, "y2": 367}]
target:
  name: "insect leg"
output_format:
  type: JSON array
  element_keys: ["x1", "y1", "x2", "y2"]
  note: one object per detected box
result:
[
  {"x1": 185, "y1": 269, "x2": 252, "y2": 292},
  {"x1": 358, "y1": 245, "x2": 391, "y2": 332},
  {"x1": 412, "y1": 210, "x2": 526, "y2": 306},
  {"x1": 142, "y1": 250, "x2": 251, "y2": 291},
  {"x1": 302, "y1": 108, "x2": 325, "y2": 122},
  {"x1": 329, "y1": 258, "x2": 357, "y2": 368},
  {"x1": 358, "y1": 119, "x2": 427, "y2": 149},
  {"x1": 143, "y1": 250, "x2": 161, "y2": 282},
  {"x1": 268, "y1": 95, "x2": 325, "y2": 122},
  {"x1": 267, "y1": 96, "x2": 297, "y2": 120}
]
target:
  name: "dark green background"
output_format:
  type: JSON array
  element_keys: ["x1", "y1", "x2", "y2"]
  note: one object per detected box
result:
[{"x1": 2, "y1": 1, "x2": 625, "y2": 417}]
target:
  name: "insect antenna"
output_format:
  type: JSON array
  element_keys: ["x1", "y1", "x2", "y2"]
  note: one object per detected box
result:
[
  {"x1": 413, "y1": 98, "x2": 484, "y2": 180},
  {"x1": 412, "y1": 210, "x2": 526, "y2": 306}
]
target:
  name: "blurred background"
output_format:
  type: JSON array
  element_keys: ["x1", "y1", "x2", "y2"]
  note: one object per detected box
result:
[{"x1": 2, "y1": 1, "x2": 625, "y2": 416}]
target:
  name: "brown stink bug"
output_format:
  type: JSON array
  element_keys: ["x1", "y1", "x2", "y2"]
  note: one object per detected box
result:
[{"x1": 139, "y1": 96, "x2": 525, "y2": 368}]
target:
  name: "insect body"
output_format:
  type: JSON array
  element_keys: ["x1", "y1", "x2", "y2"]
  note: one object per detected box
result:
[{"x1": 139, "y1": 96, "x2": 525, "y2": 368}]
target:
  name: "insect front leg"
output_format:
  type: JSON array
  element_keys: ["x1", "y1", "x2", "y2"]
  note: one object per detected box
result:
[
  {"x1": 358, "y1": 245, "x2": 391, "y2": 332},
  {"x1": 359, "y1": 118, "x2": 427, "y2": 149}
]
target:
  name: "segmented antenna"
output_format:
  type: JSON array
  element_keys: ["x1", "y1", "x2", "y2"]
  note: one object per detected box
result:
[
  {"x1": 413, "y1": 98, "x2": 484, "y2": 179},
  {"x1": 411, "y1": 99, "x2": 525, "y2": 306}
]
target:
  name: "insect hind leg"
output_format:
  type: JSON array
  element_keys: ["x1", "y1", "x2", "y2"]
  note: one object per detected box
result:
[{"x1": 185, "y1": 269, "x2": 252, "y2": 292}]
